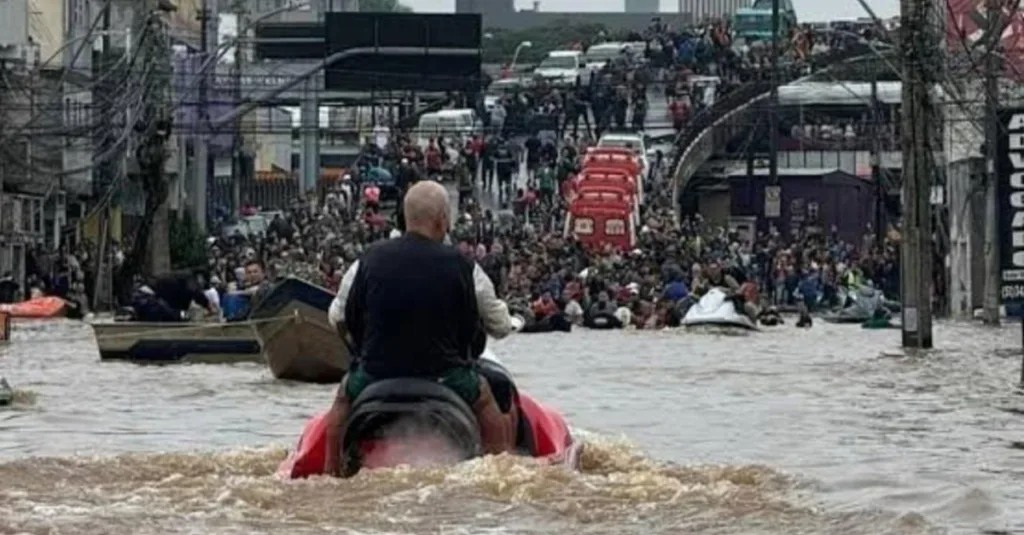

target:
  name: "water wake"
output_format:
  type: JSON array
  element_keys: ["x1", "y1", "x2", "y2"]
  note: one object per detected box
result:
[{"x1": 0, "y1": 434, "x2": 831, "y2": 534}]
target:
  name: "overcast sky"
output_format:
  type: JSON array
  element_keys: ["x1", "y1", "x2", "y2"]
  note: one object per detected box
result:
[{"x1": 400, "y1": 0, "x2": 899, "y2": 22}]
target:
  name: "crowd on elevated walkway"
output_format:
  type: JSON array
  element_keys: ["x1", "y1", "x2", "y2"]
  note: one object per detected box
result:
[{"x1": 6, "y1": 20, "x2": 928, "y2": 327}]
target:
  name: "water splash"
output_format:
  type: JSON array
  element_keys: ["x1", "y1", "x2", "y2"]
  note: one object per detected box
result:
[{"x1": 0, "y1": 436, "x2": 824, "y2": 535}]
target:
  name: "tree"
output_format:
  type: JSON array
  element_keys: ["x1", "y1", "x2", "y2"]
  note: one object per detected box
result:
[
  {"x1": 169, "y1": 211, "x2": 208, "y2": 270},
  {"x1": 359, "y1": 0, "x2": 413, "y2": 12},
  {"x1": 482, "y1": 20, "x2": 608, "y2": 65}
]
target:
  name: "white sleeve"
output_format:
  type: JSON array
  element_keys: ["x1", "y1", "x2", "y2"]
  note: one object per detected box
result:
[
  {"x1": 474, "y1": 263, "x2": 513, "y2": 339},
  {"x1": 328, "y1": 260, "x2": 360, "y2": 327}
]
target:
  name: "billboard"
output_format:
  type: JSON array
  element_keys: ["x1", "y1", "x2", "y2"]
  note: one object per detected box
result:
[
  {"x1": 254, "y1": 22, "x2": 323, "y2": 60},
  {"x1": 997, "y1": 108, "x2": 1024, "y2": 304},
  {"x1": 947, "y1": 0, "x2": 1024, "y2": 78},
  {"x1": 324, "y1": 13, "x2": 482, "y2": 92}
]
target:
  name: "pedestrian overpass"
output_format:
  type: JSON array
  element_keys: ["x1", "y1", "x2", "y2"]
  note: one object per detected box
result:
[{"x1": 671, "y1": 46, "x2": 891, "y2": 222}]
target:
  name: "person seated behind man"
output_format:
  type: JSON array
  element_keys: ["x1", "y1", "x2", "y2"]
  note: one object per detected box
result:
[
  {"x1": 324, "y1": 181, "x2": 515, "y2": 476},
  {"x1": 132, "y1": 269, "x2": 214, "y2": 322}
]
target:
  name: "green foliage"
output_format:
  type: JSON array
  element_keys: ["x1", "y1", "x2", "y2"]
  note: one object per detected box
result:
[
  {"x1": 169, "y1": 211, "x2": 208, "y2": 270},
  {"x1": 359, "y1": 0, "x2": 413, "y2": 12},
  {"x1": 482, "y1": 20, "x2": 608, "y2": 64}
]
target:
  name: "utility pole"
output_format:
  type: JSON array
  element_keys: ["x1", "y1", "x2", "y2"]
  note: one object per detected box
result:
[
  {"x1": 231, "y1": 0, "x2": 247, "y2": 216},
  {"x1": 871, "y1": 70, "x2": 885, "y2": 248},
  {"x1": 899, "y1": 0, "x2": 938, "y2": 348},
  {"x1": 982, "y1": 0, "x2": 1002, "y2": 325},
  {"x1": 768, "y1": 0, "x2": 780, "y2": 195},
  {"x1": 193, "y1": 0, "x2": 217, "y2": 233},
  {"x1": 120, "y1": 0, "x2": 174, "y2": 286}
]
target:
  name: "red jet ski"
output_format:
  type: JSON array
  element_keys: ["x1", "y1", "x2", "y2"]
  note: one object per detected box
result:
[{"x1": 278, "y1": 353, "x2": 583, "y2": 478}]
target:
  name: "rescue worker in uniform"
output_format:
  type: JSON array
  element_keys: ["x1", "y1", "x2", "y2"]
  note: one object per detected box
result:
[{"x1": 325, "y1": 181, "x2": 516, "y2": 476}]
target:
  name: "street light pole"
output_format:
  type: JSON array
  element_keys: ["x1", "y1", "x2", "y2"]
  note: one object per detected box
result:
[{"x1": 510, "y1": 41, "x2": 532, "y2": 72}]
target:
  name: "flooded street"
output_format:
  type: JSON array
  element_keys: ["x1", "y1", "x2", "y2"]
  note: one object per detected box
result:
[{"x1": 1, "y1": 319, "x2": 1022, "y2": 534}]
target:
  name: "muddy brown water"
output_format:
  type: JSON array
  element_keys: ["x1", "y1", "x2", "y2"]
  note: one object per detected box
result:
[{"x1": 0, "y1": 319, "x2": 1022, "y2": 534}]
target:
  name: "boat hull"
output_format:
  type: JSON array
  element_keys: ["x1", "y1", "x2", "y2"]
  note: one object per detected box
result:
[
  {"x1": 91, "y1": 321, "x2": 262, "y2": 363},
  {"x1": 249, "y1": 278, "x2": 351, "y2": 383}
]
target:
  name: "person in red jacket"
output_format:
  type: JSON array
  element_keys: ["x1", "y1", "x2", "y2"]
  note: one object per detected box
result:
[
  {"x1": 425, "y1": 140, "x2": 443, "y2": 178},
  {"x1": 669, "y1": 97, "x2": 690, "y2": 133}
]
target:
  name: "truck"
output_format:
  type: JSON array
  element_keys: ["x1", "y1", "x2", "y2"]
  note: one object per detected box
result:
[{"x1": 732, "y1": 0, "x2": 798, "y2": 43}]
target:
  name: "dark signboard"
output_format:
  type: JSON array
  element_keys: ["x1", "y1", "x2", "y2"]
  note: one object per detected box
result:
[
  {"x1": 998, "y1": 108, "x2": 1024, "y2": 304},
  {"x1": 254, "y1": 23, "x2": 324, "y2": 60},
  {"x1": 324, "y1": 13, "x2": 482, "y2": 92}
]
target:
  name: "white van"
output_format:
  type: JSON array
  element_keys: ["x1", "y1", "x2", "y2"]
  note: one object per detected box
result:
[
  {"x1": 534, "y1": 50, "x2": 591, "y2": 87},
  {"x1": 415, "y1": 109, "x2": 481, "y2": 148}
]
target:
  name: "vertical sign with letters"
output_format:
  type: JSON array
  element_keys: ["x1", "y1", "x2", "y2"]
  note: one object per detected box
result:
[{"x1": 997, "y1": 109, "x2": 1024, "y2": 304}]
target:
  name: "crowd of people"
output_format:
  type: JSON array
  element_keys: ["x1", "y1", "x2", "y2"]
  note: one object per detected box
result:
[{"x1": 4, "y1": 20, "x2": 915, "y2": 330}]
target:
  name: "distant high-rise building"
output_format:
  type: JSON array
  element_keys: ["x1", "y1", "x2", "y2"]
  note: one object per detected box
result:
[
  {"x1": 456, "y1": 0, "x2": 514, "y2": 15},
  {"x1": 625, "y1": 0, "x2": 658, "y2": 13},
  {"x1": 679, "y1": 0, "x2": 751, "y2": 21}
]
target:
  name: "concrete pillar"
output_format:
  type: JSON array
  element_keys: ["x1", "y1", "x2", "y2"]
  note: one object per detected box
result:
[{"x1": 300, "y1": 79, "x2": 320, "y2": 194}]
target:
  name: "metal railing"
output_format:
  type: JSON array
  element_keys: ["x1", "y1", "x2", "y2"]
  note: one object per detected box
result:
[{"x1": 670, "y1": 43, "x2": 881, "y2": 223}]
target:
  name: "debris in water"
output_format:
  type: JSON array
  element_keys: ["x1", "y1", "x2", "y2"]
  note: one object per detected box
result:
[{"x1": 0, "y1": 376, "x2": 12, "y2": 406}]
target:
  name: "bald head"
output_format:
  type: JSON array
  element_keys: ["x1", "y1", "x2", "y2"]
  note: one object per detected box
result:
[{"x1": 403, "y1": 181, "x2": 450, "y2": 241}]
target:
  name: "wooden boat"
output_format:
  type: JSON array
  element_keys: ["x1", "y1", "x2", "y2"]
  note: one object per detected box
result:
[
  {"x1": 249, "y1": 277, "x2": 350, "y2": 384},
  {"x1": 90, "y1": 320, "x2": 263, "y2": 364}
]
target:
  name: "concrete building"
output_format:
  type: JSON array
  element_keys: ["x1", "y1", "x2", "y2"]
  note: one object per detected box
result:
[
  {"x1": 624, "y1": 0, "x2": 659, "y2": 13},
  {"x1": 217, "y1": 0, "x2": 358, "y2": 23},
  {"x1": 679, "y1": 0, "x2": 751, "y2": 23},
  {"x1": 253, "y1": 107, "x2": 293, "y2": 173},
  {"x1": 456, "y1": 0, "x2": 689, "y2": 31}
]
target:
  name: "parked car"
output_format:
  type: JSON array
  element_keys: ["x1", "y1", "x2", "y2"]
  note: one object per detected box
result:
[{"x1": 533, "y1": 50, "x2": 590, "y2": 87}]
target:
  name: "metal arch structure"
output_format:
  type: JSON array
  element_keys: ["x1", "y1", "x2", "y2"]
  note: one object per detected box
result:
[{"x1": 670, "y1": 47, "x2": 892, "y2": 223}]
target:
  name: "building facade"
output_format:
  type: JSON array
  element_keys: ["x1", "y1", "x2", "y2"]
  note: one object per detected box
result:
[
  {"x1": 678, "y1": 0, "x2": 751, "y2": 23},
  {"x1": 456, "y1": 0, "x2": 689, "y2": 31},
  {"x1": 624, "y1": 0, "x2": 659, "y2": 13}
]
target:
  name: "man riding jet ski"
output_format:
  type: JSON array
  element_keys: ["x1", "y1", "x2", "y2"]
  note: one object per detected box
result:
[
  {"x1": 313, "y1": 182, "x2": 575, "y2": 477},
  {"x1": 689, "y1": 260, "x2": 758, "y2": 321}
]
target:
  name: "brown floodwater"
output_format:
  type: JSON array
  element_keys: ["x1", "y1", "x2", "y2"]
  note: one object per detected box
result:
[{"x1": 0, "y1": 318, "x2": 1021, "y2": 534}]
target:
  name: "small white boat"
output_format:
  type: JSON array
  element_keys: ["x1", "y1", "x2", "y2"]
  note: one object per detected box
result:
[{"x1": 682, "y1": 288, "x2": 759, "y2": 330}]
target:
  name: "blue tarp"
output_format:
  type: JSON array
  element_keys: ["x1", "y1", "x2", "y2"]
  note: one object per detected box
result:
[
  {"x1": 221, "y1": 293, "x2": 251, "y2": 321},
  {"x1": 676, "y1": 39, "x2": 697, "y2": 64}
]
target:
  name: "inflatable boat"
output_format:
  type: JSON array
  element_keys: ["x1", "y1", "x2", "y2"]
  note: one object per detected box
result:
[
  {"x1": 0, "y1": 296, "x2": 67, "y2": 318},
  {"x1": 681, "y1": 288, "x2": 759, "y2": 330},
  {"x1": 583, "y1": 311, "x2": 623, "y2": 329},
  {"x1": 277, "y1": 352, "x2": 582, "y2": 478},
  {"x1": 519, "y1": 312, "x2": 573, "y2": 333}
]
